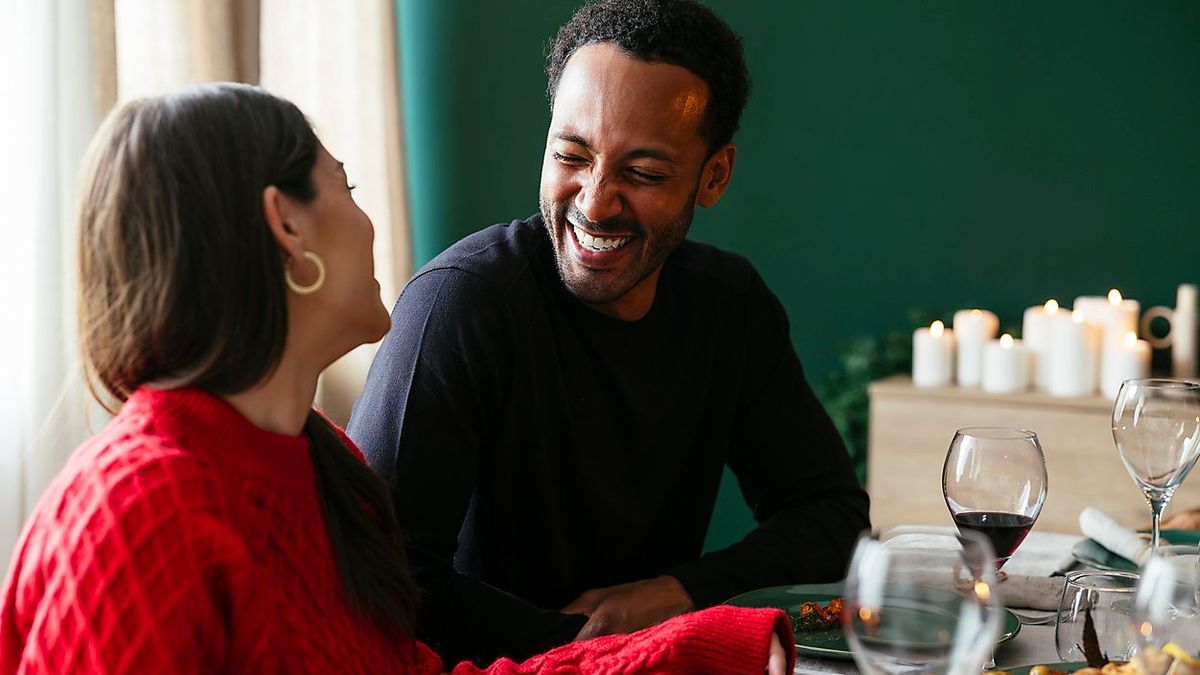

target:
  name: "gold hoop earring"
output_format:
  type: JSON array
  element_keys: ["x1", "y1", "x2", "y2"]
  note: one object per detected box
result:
[{"x1": 285, "y1": 251, "x2": 326, "y2": 295}]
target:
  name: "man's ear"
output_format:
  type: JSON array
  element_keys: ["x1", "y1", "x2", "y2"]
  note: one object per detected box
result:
[
  {"x1": 696, "y1": 143, "x2": 737, "y2": 208},
  {"x1": 262, "y1": 185, "x2": 306, "y2": 261}
]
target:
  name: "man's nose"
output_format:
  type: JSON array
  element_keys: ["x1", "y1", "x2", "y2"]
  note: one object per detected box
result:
[{"x1": 574, "y1": 172, "x2": 622, "y2": 225}]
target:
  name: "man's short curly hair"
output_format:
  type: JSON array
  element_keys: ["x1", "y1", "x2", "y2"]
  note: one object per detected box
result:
[{"x1": 545, "y1": 0, "x2": 751, "y2": 153}]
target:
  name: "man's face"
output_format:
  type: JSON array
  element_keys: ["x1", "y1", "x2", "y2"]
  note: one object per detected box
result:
[{"x1": 539, "y1": 43, "x2": 715, "y2": 320}]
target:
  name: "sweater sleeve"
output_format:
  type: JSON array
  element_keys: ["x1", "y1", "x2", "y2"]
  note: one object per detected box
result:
[
  {"x1": 348, "y1": 268, "x2": 586, "y2": 665},
  {"x1": 447, "y1": 606, "x2": 794, "y2": 675},
  {"x1": 666, "y1": 273, "x2": 871, "y2": 607},
  {"x1": 1, "y1": 449, "x2": 267, "y2": 674}
]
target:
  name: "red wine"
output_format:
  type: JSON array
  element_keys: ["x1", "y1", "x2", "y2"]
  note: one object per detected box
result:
[{"x1": 952, "y1": 511, "x2": 1035, "y2": 565}]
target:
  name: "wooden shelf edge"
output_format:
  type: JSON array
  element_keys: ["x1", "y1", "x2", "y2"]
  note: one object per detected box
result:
[{"x1": 868, "y1": 374, "x2": 1113, "y2": 413}]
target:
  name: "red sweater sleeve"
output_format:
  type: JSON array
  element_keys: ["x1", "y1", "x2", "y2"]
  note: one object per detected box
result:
[
  {"x1": 446, "y1": 606, "x2": 794, "y2": 674},
  {"x1": 1, "y1": 447, "x2": 271, "y2": 674}
]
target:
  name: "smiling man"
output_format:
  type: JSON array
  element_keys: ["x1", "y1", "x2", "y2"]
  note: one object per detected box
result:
[{"x1": 348, "y1": 0, "x2": 869, "y2": 665}]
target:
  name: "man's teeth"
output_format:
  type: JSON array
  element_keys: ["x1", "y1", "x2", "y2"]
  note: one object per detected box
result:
[{"x1": 573, "y1": 225, "x2": 632, "y2": 252}]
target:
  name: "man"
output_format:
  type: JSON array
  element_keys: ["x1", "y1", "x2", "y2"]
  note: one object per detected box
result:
[{"x1": 348, "y1": 0, "x2": 869, "y2": 664}]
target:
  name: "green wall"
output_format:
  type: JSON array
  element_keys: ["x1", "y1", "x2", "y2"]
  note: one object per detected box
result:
[{"x1": 397, "y1": 0, "x2": 1200, "y2": 549}]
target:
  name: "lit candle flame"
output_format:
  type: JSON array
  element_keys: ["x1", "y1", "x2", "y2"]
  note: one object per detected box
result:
[
  {"x1": 1045, "y1": 299, "x2": 1059, "y2": 314},
  {"x1": 1140, "y1": 621, "x2": 1154, "y2": 638},
  {"x1": 1109, "y1": 288, "x2": 1123, "y2": 305},
  {"x1": 1126, "y1": 331, "x2": 1138, "y2": 347},
  {"x1": 974, "y1": 580, "x2": 991, "y2": 601},
  {"x1": 931, "y1": 320, "x2": 944, "y2": 337},
  {"x1": 1000, "y1": 334, "x2": 1014, "y2": 348}
]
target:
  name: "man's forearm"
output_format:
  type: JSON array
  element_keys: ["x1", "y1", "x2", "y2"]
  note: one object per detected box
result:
[{"x1": 664, "y1": 492, "x2": 869, "y2": 608}]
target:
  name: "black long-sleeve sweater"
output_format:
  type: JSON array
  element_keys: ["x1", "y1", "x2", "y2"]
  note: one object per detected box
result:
[{"x1": 347, "y1": 214, "x2": 870, "y2": 666}]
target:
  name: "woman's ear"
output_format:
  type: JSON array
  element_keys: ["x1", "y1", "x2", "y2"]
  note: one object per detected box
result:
[
  {"x1": 696, "y1": 144, "x2": 737, "y2": 208},
  {"x1": 262, "y1": 185, "x2": 306, "y2": 261}
]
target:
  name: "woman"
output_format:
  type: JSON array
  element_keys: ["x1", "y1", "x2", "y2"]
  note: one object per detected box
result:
[{"x1": 0, "y1": 83, "x2": 792, "y2": 674}]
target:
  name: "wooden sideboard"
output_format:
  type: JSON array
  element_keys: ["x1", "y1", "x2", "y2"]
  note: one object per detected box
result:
[{"x1": 866, "y1": 375, "x2": 1200, "y2": 534}]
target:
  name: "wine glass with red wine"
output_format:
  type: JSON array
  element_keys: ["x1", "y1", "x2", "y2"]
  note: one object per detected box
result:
[{"x1": 942, "y1": 427, "x2": 1048, "y2": 577}]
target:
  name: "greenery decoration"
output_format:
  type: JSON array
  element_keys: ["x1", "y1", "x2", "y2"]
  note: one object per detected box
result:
[{"x1": 816, "y1": 311, "x2": 940, "y2": 485}]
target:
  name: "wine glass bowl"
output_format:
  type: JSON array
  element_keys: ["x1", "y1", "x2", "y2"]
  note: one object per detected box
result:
[
  {"x1": 1112, "y1": 379, "x2": 1200, "y2": 555},
  {"x1": 942, "y1": 427, "x2": 1049, "y2": 572},
  {"x1": 843, "y1": 531, "x2": 1003, "y2": 675}
]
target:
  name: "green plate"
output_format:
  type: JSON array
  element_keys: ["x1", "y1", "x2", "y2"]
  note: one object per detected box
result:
[
  {"x1": 993, "y1": 661, "x2": 1087, "y2": 674},
  {"x1": 724, "y1": 582, "x2": 1021, "y2": 661},
  {"x1": 1071, "y1": 530, "x2": 1200, "y2": 572}
]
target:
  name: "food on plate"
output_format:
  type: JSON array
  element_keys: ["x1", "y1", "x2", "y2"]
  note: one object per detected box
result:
[
  {"x1": 1135, "y1": 643, "x2": 1200, "y2": 675},
  {"x1": 990, "y1": 645, "x2": 1200, "y2": 675},
  {"x1": 791, "y1": 597, "x2": 844, "y2": 632}
]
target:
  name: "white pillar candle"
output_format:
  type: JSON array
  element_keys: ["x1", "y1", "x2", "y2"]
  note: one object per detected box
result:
[
  {"x1": 1174, "y1": 284, "x2": 1197, "y2": 378},
  {"x1": 913, "y1": 320, "x2": 955, "y2": 387},
  {"x1": 1074, "y1": 289, "x2": 1140, "y2": 347},
  {"x1": 953, "y1": 309, "x2": 999, "y2": 387},
  {"x1": 1100, "y1": 289, "x2": 1140, "y2": 346},
  {"x1": 1022, "y1": 299, "x2": 1061, "y2": 391},
  {"x1": 1072, "y1": 295, "x2": 1109, "y2": 322},
  {"x1": 1101, "y1": 331, "x2": 1151, "y2": 398},
  {"x1": 982, "y1": 334, "x2": 1030, "y2": 394},
  {"x1": 1048, "y1": 310, "x2": 1102, "y2": 397}
]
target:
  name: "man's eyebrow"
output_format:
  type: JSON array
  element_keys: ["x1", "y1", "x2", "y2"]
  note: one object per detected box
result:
[
  {"x1": 625, "y1": 148, "x2": 679, "y2": 164},
  {"x1": 553, "y1": 131, "x2": 591, "y2": 149},
  {"x1": 552, "y1": 132, "x2": 680, "y2": 164}
]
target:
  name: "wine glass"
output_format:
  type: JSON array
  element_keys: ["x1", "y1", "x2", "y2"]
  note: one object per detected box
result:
[
  {"x1": 1131, "y1": 552, "x2": 1200, "y2": 671},
  {"x1": 942, "y1": 427, "x2": 1048, "y2": 576},
  {"x1": 1112, "y1": 379, "x2": 1200, "y2": 556},
  {"x1": 843, "y1": 530, "x2": 1003, "y2": 675}
]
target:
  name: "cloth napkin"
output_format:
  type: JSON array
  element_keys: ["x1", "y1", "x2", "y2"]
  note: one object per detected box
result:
[
  {"x1": 1079, "y1": 507, "x2": 1150, "y2": 564},
  {"x1": 880, "y1": 525, "x2": 1080, "y2": 610}
]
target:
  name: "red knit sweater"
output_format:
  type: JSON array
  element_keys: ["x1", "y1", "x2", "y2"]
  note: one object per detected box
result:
[{"x1": 1, "y1": 387, "x2": 793, "y2": 673}]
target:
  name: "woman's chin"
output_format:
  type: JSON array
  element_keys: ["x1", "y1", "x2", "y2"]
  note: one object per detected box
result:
[{"x1": 365, "y1": 306, "x2": 392, "y2": 343}]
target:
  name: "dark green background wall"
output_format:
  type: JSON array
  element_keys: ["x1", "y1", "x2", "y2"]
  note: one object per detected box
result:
[{"x1": 397, "y1": 0, "x2": 1200, "y2": 549}]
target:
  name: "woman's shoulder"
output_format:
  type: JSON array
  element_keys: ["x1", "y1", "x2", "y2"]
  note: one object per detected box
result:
[
  {"x1": 14, "y1": 408, "x2": 234, "y2": 578},
  {"x1": 1, "y1": 410, "x2": 262, "y2": 673},
  {"x1": 63, "y1": 405, "x2": 226, "y2": 514}
]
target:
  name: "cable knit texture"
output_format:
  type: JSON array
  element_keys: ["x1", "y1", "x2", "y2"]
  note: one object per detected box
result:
[{"x1": 1, "y1": 386, "x2": 793, "y2": 674}]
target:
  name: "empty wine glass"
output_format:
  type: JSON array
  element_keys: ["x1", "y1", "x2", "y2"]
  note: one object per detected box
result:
[
  {"x1": 843, "y1": 530, "x2": 1002, "y2": 675},
  {"x1": 1131, "y1": 553, "x2": 1200, "y2": 671},
  {"x1": 1112, "y1": 379, "x2": 1200, "y2": 556},
  {"x1": 942, "y1": 427, "x2": 1048, "y2": 577}
]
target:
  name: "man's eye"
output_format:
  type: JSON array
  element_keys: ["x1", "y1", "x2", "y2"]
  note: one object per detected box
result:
[
  {"x1": 629, "y1": 170, "x2": 666, "y2": 185},
  {"x1": 347, "y1": 183, "x2": 357, "y2": 191},
  {"x1": 553, "y1": 151, "x2": 585, "y2": 165}
]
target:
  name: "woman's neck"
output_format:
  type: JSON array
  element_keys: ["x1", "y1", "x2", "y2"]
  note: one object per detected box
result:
[{"x1": 223, "y1": 355, "x2": 320, "y2": 437}]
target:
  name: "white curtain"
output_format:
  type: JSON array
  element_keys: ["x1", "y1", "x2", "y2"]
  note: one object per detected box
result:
[
  {"x1": 1, "y1": 0, "x2": 411, "y2": 575},
  {"x1": 0, "y1": 0, "x2": 113, "y2": 578},
  {"x1": 261, "y1": 0, "x2": 411, "y2": 424},
  {"x1": 114, "y1": 0, "x2": 259, "y2": 100}
]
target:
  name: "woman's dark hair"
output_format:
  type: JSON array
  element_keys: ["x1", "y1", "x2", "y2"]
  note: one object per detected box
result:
[
  {"x1": 77, "y1": 82, "x2": 418, "y2": 634},
  {"x1": 545, "y1": 0, "x2": 751, "y2": 153}
]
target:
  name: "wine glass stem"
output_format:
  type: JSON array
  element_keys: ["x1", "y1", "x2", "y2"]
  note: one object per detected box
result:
[{"x1": 1149, "y1": 497, "x2": 1167, "y2": 555}]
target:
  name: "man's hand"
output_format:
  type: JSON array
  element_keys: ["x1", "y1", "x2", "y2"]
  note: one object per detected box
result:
[{"x1": 562, "y1": 575, "x2": 695, "y2": 641}]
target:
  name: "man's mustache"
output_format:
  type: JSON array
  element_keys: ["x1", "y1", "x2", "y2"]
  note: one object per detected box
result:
[{"x1": 562, "y1": 204, "x2": 644, "y2": 236}]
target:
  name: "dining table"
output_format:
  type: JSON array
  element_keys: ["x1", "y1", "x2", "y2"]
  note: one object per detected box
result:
[
  {"x1": 792, "y1": 624, "x2": 1059, "y2": 674},
  {"x1": 753, "y1": 524, "x2": 1169, "y2": 675}
]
